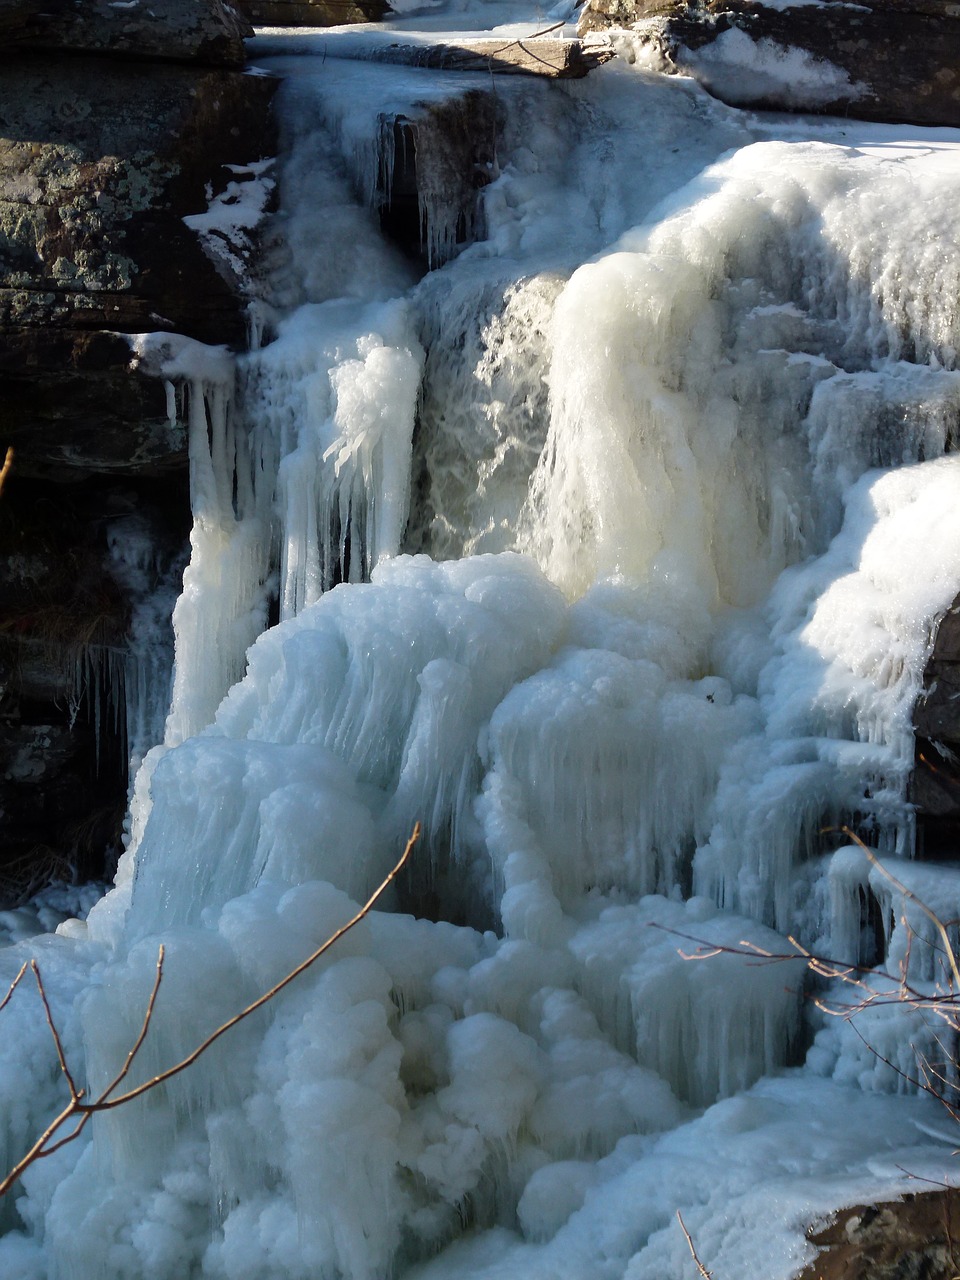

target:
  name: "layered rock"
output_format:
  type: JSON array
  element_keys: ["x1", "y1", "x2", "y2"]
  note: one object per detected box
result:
[
  {"x1": 0, "y1": 0, "x2": 251, "y2": 65},
  {"x1": 580, "y1": 0, "x2": 960, "y2": 127}
]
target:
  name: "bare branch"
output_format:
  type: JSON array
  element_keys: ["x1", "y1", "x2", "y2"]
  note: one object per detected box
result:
[
  {"x1": 0, "y1": 1099, "x2": 81, "y2": 1197},
  {"x1": 0, "y1": 825, "x2": 421, "y2": 1197},
  {"x1": 97, "y1": 944, "x2": 165, "y2": 1103},
  {"x1": 0, "y1": 447, "x2": 13, "y2": 498},
  {"x1": 837, "y1": 825, "x2": 960, "y2": 995},
  {"x1": 677, "y1": 1211, "x2": 713, "y2": 1279},
  {"x1": 893, "y1": 1164, "x2": 955, "y2": 1190},
  {"x1": 95, "y1": 822, "x2": 420, "y2": 1111},
  {"x1": 649, "y1": 923, "x2": 807, "y2": 966},
  {"x1": 0, "y1": 824, "x2": 419, "y2": 1192},
  {"x1": 31, "y1": 961, "x2": 81, "y2": 1104}
]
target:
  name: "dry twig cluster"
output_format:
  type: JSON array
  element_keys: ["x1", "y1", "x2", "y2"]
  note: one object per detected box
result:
[
  {"x1": 664, "y1": 826, "x2": 960, "y2": 1276},
  {"x1": 0, "y1": 823, "x2": 420, "y2": 1198},
  {"x1": 659, "y1": 827, "x2": 960, "y2": 1126}
]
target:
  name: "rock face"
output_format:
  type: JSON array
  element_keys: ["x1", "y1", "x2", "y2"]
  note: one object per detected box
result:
[
  {"x1": 579, "y1": 0, "x2": 960, "y2": 127},
  {"x1": 913, "y1": 596, "x2": 960, "y2": 858},
  {"x1": 0, "y1": 0, "x2": 251, "y2": 65},
  {"x1": 377, "y1": 91, "x2": 503, "y2": 266},
  {"x1": 236, "y1": 0, "x2": 388, "y2": 24},
  {"x1": 0, "y1": 0, "x2": 277, "y2": 895},
  {"x1": 0, "y1": 474, "x2": 189, "y2": 894},
  {"x1": 0, "y1": 54, "x2": 276, "y2": 479}
]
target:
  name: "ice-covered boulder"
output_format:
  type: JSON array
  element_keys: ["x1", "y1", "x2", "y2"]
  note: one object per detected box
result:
[{"x1": 580, "y1": 0, "x2": 960, "y2": 128}]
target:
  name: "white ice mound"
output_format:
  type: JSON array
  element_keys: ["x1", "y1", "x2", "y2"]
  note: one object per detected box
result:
[
  {"x1": 126, "y1": 553, "x2": 566, "y2": 939},
  {"x1": 523, "y1": 140, "x2": 960, "y2": 602},
  {"x1": 696, "y1": 455, "x2": 960, "y2": 932}
]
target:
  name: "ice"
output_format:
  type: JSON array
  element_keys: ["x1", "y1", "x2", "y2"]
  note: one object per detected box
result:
[
  {"x1": 570, "y1": 897, "x2": 805, "y2": 1106},
  {"x1": 249, "y1": 299, "x2": 424, "y2": 617},
  {"x1": 0, "y1": 882, "x2": 105, "y2": 949},
  {"x1": 129, "y1": 334, "x2": 273, "y2": 749},
  {"x1": 105, "y1": 512, "x2": 184, "y2": 789},
  {"x1": 696, "y1": 456, "x2": 960, "y2": 933},
  {"x1": 679, "y1": 28, "x2": 865, "y2": 108},
  {"x1": 5, "y1": 16, "x2": 960, "y2": 1280}
]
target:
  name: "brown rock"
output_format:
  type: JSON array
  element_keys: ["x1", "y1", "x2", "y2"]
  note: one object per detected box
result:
[
  {"x1": 341, "y1": 35, "x2": 615, "y2": 76},
  {"x1": 797, "y1": 1190, "x2": 960, "y2": 1280}
]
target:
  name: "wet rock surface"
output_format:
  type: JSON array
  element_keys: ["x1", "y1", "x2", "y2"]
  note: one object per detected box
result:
[{"x1": 798, "y1": 1191, "x2": 960, "y2": 1280}]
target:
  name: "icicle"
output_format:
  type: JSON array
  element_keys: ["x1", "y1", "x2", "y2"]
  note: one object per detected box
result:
[{"x1": 128, "y1": 333, "x2": 275, "y2": 747}]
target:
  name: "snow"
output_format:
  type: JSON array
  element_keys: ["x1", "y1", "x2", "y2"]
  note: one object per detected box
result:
[
  {"x1": 678, "y1": 29, "x2": 865, "y2": 108},
  {"x1": 183, "y1": 160, "x2": 277, "y2": 283},
  {"x1": 3, "y1": 5, "x2": 960, "y2": 1279}
]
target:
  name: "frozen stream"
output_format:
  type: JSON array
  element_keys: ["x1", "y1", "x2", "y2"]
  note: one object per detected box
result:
[{"x1": 3, "y1": 7, "x2": 960, "y2": 1278}]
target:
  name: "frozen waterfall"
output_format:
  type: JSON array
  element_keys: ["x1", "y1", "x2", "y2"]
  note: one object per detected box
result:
[{"x1": 2, "y1": 17, "x2": 960, "y2": 1280}]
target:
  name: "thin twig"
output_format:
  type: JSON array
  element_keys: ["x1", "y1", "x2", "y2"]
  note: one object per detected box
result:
[
  {"x1": 0, "y1": 1100, "x2": 80, "y2": 1196},
  {"x1": 838, "y1": 825, "x2": 960, "y2": 995},
  {"x1": 31, "y1": 961, "x2": 80, "y2": 1103},
  {"x1": 892, "y1": 1163, "x2": 956, "y2": 1191},
  {"x1": 677, "y1": 1211, "x2": 713, "y2": 1279},
  {"x1": 97, "y1": 945, "x2": 165, "y2": 1102},
  {"x1": 0, "y1": 962, "x2": 28, "y2": 1015},
  {"x1": 96, "y1": 824, "x2": 419, "y2": 1110}
]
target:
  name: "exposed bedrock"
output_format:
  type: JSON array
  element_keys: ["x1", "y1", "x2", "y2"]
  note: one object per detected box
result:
[
  {"x1": 579, "y1": 0, "x2": 960, "y2": 127},
  {"x1": 0, "y1": 1, "x2": 278, "y2": 891}
]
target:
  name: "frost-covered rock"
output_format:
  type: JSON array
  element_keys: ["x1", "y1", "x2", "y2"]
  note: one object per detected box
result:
[{"x1": 580, "y1": 0, "x2": 960, "y2": 127}]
